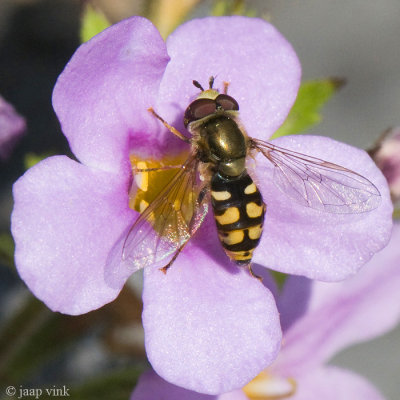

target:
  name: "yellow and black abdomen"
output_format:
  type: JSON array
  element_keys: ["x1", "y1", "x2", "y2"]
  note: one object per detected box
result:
[{"x1": 211, "y1": 172, "x2": 265, "y2": 265}]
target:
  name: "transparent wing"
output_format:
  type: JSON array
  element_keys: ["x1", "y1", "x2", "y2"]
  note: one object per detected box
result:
[
  {"x1": 251, "y1": 138, "x2": 381, "y2": 213},
  {"x1": 118, "y1": 153, "x2": 208, "y2": 272}
]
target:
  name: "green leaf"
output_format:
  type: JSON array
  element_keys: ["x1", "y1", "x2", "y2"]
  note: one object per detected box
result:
[
  {"x1": 0, "y1": 232, "x2": 15, "y2": 270},
  {"x1": 80, "y1": 4, "x2": 111, "y2": 43},
  {"x1": 270, "y1": 270, "x2": 288, "y2": 290},
  {"x1": 211, "y1": 0, "x2": 229, "y2": 16},
  {"x1": 272, "y1": 78, "x2": 345, "y2": 139},
  {"x1": 0, "y1": 296, "x2": 50, "y2": 383},
  {"x1": 211, "y1": 0, "x2": 257, "y2": 17},
  {"x1": 24, "y1": 152, "x2": 52, "y2": 170},
  {"x1": 0, "y1": 296, "x2": 99, "y2": 384}
]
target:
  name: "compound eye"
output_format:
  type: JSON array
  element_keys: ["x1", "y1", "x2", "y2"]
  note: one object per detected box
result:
[
  {"x1": 184, "y1": 98, "x2": 217, "y2": 127},
  {"x1": 215, "y1": 94, "x2": 239, "y2": 111}
]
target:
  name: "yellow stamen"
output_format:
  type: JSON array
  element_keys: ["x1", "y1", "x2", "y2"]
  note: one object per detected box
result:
[
  {"x1": 129, "y1": 153, "x2": 186, "y2": 213},
  {"x1": 243, "y1": 371, "x2": 297, "y2": 400}
]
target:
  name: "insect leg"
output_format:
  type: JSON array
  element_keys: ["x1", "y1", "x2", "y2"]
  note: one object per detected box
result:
[
  {"x1": 247, "y1": 263, "x2": 263, "y2": 281},
  {"x1": 159, "y1": 241, "x2": 188, "y2": 274},
  {"x1": 133, "y1": 165, "x2": 183, "y2": 173},
  {"x1": 223, "y1": 81, "x2": 230, "y2": 94},
  {"x1": 159, "y1": 183, "x2": 207, "y2": 274},
  {"x1": 148, "y1": 107, "x2": 190, "y2": 143},
  {"x1": 196, "y1": 184, "x2": 209, "y2": 206}
]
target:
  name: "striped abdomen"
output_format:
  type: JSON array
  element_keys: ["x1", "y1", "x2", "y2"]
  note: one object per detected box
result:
[{"x1": 211, "y1": 171, "x2": 265, "y2": 265}]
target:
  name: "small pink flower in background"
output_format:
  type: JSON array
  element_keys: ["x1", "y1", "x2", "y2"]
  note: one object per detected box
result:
[
  {"x1": 131, "y1": 370, "x2": 248, "y2": 400},
  {"x1": 369, "y1": 127, "x2": 400, "y2": 205},
  {"x1": 254, "y1": 226, "x2": 400, "y2": 400},
  {"x1": 0, "y1": 95, "x2": 26, "y2": 160},
  {"x1": 131, "y1": 224, "x2": 400, "y2": 399},
  {"x1": 10, "y1": 16, "x2": 392, "y2": 394}
]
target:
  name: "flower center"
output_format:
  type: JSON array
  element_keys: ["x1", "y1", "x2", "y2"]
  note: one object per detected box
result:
[
  {"x1": 128, "y1": 152, "x2": 187, "y2": 213},
  {"x1": 243, "y1": 371, "x2": 297, "y2": 399}
]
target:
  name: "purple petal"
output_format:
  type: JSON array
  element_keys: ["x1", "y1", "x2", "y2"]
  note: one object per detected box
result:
[
  {"x1": 254, "y1": 264, "x2": 280, "y2": 300},
  {"x1": 52, "y1": 17, "x2": 170, "y2": 173},
  {"x1": 277, "y1": 276, "x2": 312, "y2": 333},
  {"x1": 290, "y1": 367, "x2": 384, "y2": 400},
  {"x1": 142, "y1": 215, "x2": 281, "y2": 394},
  {"x1": 130, "y1": 370, "x2": 248, "y2": 400},
  {"x1": 369, "y1": 126, "x2": 400, "y2": 204},
  {"x1": 157, "y1": 16, "x2": 301, "y2": 140},
  {"x1": 11, "y1": 156, "x2": 134, "y2": 314},
  {"x1": 271, "y1": 224, "x2": 400, "y2": 377},
  {"x1": 253, "y1": 134, "x2": 393, "y2": 281},
  {"x1": 0, "y1": 95, "x2": 26, "y2": 160}
]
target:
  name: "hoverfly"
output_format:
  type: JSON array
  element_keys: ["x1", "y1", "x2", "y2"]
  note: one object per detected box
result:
[{"x1": 114, "y1": 77, "x2": 381, "y2": 277}]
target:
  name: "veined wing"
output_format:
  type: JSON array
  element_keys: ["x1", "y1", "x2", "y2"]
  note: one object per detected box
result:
[
  {"x1": 250, "y1": 138, "x2": 381, "y2": 213},
  {"x1": 118, "y1": 153, "x2": 208, "y2": 272}
]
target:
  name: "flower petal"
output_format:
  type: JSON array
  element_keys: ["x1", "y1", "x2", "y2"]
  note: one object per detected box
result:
[
  {"x1": 253, "y1": 134, "x2": 393, "y2": 281},
  {"x1": 157, "y1": 16, "x2": 301, "y2": 140},
  {"x1": 0, "y1": 95, "x2": 26, "y2": 160},
  {"x1": 271, "y1": 224, "x2": 400, "y2": 376},
  {"x1": 52, "y1": 16, "x2": 170, "y2": 173},
  {"x1": 11, "y1": 156, "x2": 134, "y2": 314},
  {"x1": 369, "y1": 126, "x2": 400, "y2": 203},
  {"x1": 290, "y1": 366, "x2": 384, "y2": 400},
  {"x1": 130, "y1": 370, "x2": 248, "y2": 400},
  {"x1": 276, "y1": 276, "x2": 312, "y2": 333},
  {"x1": 142, "y1": 215, "x2": 281, "y2": 394}
]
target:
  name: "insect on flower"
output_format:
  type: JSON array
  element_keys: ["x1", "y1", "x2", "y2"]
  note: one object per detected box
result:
[{"x1": 118, "y1": 77, "x2": 381, "y2": 278}]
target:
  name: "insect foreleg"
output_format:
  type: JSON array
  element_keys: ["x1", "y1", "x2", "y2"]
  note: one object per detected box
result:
[
  {"x1": 223, "y1": 81, "x2": 230, "y2": 94},
  {"x1": 148, "y1": 107, "x2": 190, "y2": 143}
]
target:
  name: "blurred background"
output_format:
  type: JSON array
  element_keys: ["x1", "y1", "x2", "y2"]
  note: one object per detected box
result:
[{"x1": 0, "y1": 0, "x2": 399, "y2": 398}]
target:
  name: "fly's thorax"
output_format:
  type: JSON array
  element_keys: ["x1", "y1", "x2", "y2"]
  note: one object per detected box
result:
[{"x1": 190, "y1": 113, "x2": 248, "y2": 177}]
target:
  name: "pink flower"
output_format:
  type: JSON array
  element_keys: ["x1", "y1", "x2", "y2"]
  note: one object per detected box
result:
[
  {"x1": 0, "y1": 95, "x2": 26, "y2": 160},
  {"x1": 258, "y1": 226, "x2": 400, "y2": 400},
  {"x1": 369, "y1": 127, "x2": 400, "y2": 205},
  {"x1": 11, "y1": 16, "x2": 392, "y2": 394},
  {"x1": 131, "y1": 224, "x2": 400, "y2": 399}
]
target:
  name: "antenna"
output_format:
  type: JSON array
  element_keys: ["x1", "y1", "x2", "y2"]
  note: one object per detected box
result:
[{"x1": 192, "y1": 80, "x2": 204, "y2": 91}]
